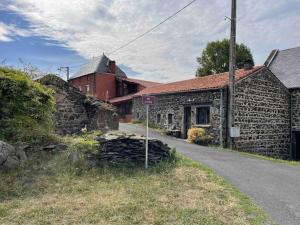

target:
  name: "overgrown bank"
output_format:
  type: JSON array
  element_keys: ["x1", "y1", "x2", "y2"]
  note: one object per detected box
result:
[
  {"x1": 0, "y1": 67, "x2": 55, "y2": 144},
  {"x1": 0, "y1": 135, "x2": 273, "y2": 225}
]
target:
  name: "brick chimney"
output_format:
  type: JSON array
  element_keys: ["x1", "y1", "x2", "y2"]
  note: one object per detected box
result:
[{"x1": 108, "y1": 60, "x2": 116, "y2": 74}]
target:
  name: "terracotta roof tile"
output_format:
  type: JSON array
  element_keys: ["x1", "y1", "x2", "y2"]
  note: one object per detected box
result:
[
  {"x1": 136, "y1": 66, "x2": 263, "y2": 96},
  {"x1": 109, "y1": 93, "x2": 135, "y2": 105},
  {"x1": 122, "y1": 77, "x2": 162, "y2": 87}
]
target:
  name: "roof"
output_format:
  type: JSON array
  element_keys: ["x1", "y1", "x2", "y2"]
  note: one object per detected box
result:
[
  {"x1": 267, "y1": 47, "x2": 300, "y2": 89},
  {"x1": 135, "y1": 66, "x2": 263, "y2": 96},
  {"x1": 109, "y1": 93, "x2": 135, "y2": 105},
  {"x1": 69, "y1": 54, "x2": 126, "y2": 80},
  {"x1": 121, "y1": 77, "x2": 161, "y2": 88}
]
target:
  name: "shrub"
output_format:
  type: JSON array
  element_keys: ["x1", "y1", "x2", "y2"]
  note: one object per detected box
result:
[
  {"x1": 0, "y1": 67, "x2": 55, "y2": 144},
  {"x1": 187, "y1": 127, "x2": 212, "y2": 146}
]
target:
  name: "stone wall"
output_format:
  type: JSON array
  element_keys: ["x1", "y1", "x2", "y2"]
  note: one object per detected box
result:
[
  {"x1": 234, "y1": 68, "x2": 291, "y2": 158},
  {"x1": 133, "y1": 90, "x2": 227, "y2": 145},
  {"x1": 39, "y1": 75, "x2": 118, "y2": 135},
  {"x1": 291, "y1": 89, "x2": 300, "y2": 131}
]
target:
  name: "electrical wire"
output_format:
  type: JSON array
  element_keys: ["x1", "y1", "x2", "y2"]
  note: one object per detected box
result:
[{"x1": 108, "y1": 0, "x2": 197, "y2": 55}]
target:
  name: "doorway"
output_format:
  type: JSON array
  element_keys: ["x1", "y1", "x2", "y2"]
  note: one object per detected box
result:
[
  {"x1": 292, "y1": 131, "x2": 300, "y2": 160},
  {"x1": 183, "y1": 106, "x2": 191, "y2": 139}
]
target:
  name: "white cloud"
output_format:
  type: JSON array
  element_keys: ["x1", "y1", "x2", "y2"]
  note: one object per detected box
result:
[
  {"x1": 0, "y1": 22, "x2": 32, "y2": 42},
  {"x1": 2, "y1": 0, "x2": 300, "y2": 82}
]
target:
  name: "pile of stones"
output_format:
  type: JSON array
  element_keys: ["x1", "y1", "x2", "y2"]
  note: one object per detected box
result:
[{"x1": 93, "y1": 132, "x2": 171, "y2": 165}]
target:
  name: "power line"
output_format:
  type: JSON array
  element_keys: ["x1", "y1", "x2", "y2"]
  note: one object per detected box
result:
[{"x1": 108, "y1": 0, "x2": 198, "y2": 55}]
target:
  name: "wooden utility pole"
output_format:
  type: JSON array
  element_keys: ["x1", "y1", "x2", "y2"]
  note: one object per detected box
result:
[{"x1": 228, "y1": 0, "x2": 236, "y2": 149}]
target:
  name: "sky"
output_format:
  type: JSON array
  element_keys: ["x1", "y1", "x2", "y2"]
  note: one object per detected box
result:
[{"x1": 0, "y1": 0, "x2": 300, "y2": 82}]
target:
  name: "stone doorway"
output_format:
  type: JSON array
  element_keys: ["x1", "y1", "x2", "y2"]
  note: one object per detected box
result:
[{"x1": 183, "y1": 106, "x2": 191, "y2": 139}]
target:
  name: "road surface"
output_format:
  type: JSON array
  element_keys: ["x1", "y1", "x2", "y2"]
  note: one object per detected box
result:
[{"x1": 119, "y1": 123, "x2": 300, "y2": 225}]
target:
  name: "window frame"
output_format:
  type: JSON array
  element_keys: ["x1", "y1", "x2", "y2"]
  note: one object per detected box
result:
[
  {"x1": 86, "y1": 84, "x2": 90, "y2": 95},
  {"x1": 167, "y1": 113, "x2": 173, "y2": 124},
  {"x1": 196, "y1": 106, "x2": 210, "y2": 125},
  {"x1": 157, "y1": 114, "x2": 161, "y2": 124}
]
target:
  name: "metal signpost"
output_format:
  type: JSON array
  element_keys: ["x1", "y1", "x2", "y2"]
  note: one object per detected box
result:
[{"x1": 142, "y1": 95, "x2": 155, "y2": 169}]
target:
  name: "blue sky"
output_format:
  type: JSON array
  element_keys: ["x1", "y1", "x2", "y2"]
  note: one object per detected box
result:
[{"x1": 0, "y1": 0, "x2": 299, "y2": 81}]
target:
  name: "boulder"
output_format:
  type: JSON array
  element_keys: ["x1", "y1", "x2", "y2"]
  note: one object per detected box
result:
[{"x1": 0, "y1": 141, "x2": 27, "y2": 170}]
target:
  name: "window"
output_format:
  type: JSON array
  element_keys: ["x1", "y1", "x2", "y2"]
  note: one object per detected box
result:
[
  {"x1": 157, "y1": 114, "x2": 161, "y2": 123},
  {"x1": 137, "y1": 112, "x2": 140, "y2": 119},
  {"x1": 86, "y1": 85, "x2": 90, "y2": 95},
  {"x1": 78, "y1": 86, "x2": 82, "y2": 91},
  {"x1": 196, "y1": 106, "x2": 210, "y2": 124},
  {"x1": 168, "y1": 114, "x2": 173, "y2": 124}
]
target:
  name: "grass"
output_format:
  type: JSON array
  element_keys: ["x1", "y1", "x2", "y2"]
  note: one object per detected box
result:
[
  {"x1": 230, "y1": 149, "x2": 300, "y2": 166},
  {"x1": 0, "y1": 135, "x2": 273, "y2": 225},
  {"x1": 208, "y1": 145, "x2": 300, "y2": 167}
]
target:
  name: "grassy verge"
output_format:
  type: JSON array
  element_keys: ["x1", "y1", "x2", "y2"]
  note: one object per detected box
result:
[
  {"x1": 208, "y1": 145, "x2": 300, "y2": 167},
  {"x1": 0, "y1": 137, "x2": 273, "y2": 225}
]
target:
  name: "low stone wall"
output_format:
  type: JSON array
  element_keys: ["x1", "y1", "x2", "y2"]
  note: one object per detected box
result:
[
  {"x1": 94, "y1": 132, "x2": 171, "y2": 165},
  {"x1": 39, "y1": 75, "x2": 119, "y2": 135}
]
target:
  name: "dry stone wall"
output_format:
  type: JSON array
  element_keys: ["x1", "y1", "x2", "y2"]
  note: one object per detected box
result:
[
  {"x1": 94, "y1": 132, "x2": 171, "y2": 165},
  {"x1": 234, "y1": 68, "x2": 291, "y2": 158},
  {"x1": 39, "y1": 75, "x2": 118, "y2": 135}
]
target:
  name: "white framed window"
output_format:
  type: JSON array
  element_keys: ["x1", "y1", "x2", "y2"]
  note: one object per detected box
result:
[{"x1": 78, "y1": 86, "x2": 82, "y2": 91}]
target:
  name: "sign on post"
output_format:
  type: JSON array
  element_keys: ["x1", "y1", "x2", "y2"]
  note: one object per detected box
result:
[
  {"x1": 142, "y1": 95, "x2": 155, "y2": 105},
  {"x1": 142, "y1": 95, "x2": 154, "y2": 169}
]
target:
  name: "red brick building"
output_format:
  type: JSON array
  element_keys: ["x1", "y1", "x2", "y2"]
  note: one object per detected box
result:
[{"x1": 68, "y1": 54, "x2": 160, "y2": 121}]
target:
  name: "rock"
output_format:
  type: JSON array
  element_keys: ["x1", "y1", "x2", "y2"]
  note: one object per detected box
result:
[
  {"x1": 42, "y1": 144, "x2": 68, "y2": 152},
  {"x1": 92, "y1": 132, "x2": 172, "y2": 166},
  {"x1": 0, "y1": 140, "x2": 27, "y2": 170},
  {"x1": 0, "y1": 142, "x2": 9, "y2": 165},
  {"x1": 43, "y1": 145, "x2": 57, "y2": 151}
]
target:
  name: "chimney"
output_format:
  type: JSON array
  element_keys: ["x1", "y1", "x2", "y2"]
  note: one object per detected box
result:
[
  {"x1": 243, "y1": 60, "x2": 253, "y2": 70},
  {"x1": 108, "y1": 60, "x2": 116, "y2": 74}
]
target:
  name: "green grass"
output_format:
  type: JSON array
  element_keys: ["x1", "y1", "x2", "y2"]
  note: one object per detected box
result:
[
  {"x1": 208, "y1": 145, "x2": 300, "y2": 167},
  {"x1": 0, "y1": 136, "x2": 273, "y2": 225}
]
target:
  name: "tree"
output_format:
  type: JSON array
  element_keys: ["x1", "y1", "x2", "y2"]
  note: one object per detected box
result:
[{"x1": 196, "y1": 39, "x2": 254, "y2": 77}]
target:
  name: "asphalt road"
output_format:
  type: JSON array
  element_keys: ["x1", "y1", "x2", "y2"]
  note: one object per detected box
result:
[{"x1": 119, "y1": 123, "x2": 300, "y2": 225}]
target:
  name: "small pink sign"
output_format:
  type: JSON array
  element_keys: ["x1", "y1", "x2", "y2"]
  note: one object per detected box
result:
[{"x1": 142, "y1": 95, "x2": 155, "y2": 105}]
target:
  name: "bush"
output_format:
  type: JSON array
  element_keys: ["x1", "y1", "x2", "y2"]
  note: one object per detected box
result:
[
  {"x1": 0, "y1": 67, "x2": 55, "y2": 144},
  {"x1": 187, "y1": 127, "x2": 212, "y2": 146}
]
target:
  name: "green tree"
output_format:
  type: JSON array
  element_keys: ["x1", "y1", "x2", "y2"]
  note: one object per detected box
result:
[{"x1": 196, "y1": 39, "x2": 254, "y2": 77}]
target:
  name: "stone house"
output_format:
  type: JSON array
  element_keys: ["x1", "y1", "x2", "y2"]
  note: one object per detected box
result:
[
  {"x1": 266, "y1": 47, "x2": 300, "y2": 160},
  {"x1": 133, "y1": 60, "x2": 299, "y2": 160},
  {"x1": 68, "y1": 54, "x2": 160, "y2": 121}
]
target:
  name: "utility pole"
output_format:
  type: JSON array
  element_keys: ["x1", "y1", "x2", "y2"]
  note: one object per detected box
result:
[
  {"x1": 58, "y1": 66, "x2": 70, "y2": 80},
  {"x1": 228, "y1": 0, "x2": 236, "y2": 149}
]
